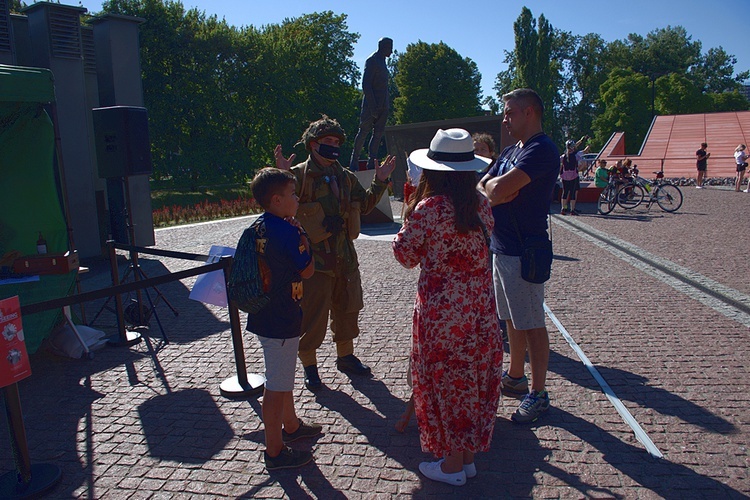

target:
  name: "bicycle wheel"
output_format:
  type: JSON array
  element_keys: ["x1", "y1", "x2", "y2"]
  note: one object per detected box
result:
[
  {"x1": 597, "y1": 186, "x2": 616, "y2": 214},
  {"x1": 655, "y1": 183, "x2": 683, "y2": 212},
  {"x1": 616, "y1": 183, "x2": 645, "y2": 209}
]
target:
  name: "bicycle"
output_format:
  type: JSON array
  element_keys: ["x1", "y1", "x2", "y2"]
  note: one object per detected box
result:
[
  {"x1": 597, "y1": 175, "x2": 618, "y2": 214},
  {"x1": 616, "y1": 167, "x2": 683, "y2": 212},
  {"x1": 597, "y1": 170, "x2": 632, "y2": 214}
]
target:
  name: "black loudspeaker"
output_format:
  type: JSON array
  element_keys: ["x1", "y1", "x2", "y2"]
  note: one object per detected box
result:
[{"x1": 92, "y1": 106, "x2": 152, "y2": 178}]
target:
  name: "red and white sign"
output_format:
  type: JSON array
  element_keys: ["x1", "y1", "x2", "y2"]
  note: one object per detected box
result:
[{"x1": 0, "y1": 296, "x2": 32, "y2": 388}]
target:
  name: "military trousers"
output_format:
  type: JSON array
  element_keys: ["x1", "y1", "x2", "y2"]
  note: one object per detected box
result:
[{"x1": 298, "y1": 269, "x2": 363, "y2": 367}]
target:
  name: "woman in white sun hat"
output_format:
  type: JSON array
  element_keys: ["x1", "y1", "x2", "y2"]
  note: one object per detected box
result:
[{"x1": 393, "y1": 128, "x2": 503, "y2": 486}]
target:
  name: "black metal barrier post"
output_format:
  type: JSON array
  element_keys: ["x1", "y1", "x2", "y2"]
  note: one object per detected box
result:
[
  {"x1": 18, "y1": 247, "x2": 264, "y2": 400},
  {"x1": 219, "y1": 258, "x2": 265, "y2": 398},
  {"x1": 0, "y1": 383, "x2": 61, "y2": 498}
]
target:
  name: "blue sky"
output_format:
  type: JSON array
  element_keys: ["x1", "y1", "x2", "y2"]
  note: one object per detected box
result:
[{"x1": 84, "y1": 0, "x2": 748, "y2": 99}]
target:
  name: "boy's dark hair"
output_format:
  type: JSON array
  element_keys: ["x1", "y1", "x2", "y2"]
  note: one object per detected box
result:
[
  {"x1": 251, "y1": 167, "x2": 296, "y2": 209},
  {"x1": 472, "y1": 132, "x2": 497, "y2": 158}
]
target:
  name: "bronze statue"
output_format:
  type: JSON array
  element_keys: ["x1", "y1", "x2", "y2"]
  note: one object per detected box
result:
[{"x1": 349, "y1": 37, "x2": 393, "y2": 170}]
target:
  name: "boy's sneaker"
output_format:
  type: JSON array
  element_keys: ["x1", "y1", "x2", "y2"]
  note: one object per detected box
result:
[
  {"x1": 570, "y1": 209, "x2": 580, "y2": 216},
  {"x1": 282, "y1": 418, "x2": 322, "y2": 443},
  {"x1": 264, "y1": 446, "x2": 313, "y2": 470},
  {"x1": 560, "y1": 208, "x2": 568, "y2": 215},
  {"x1": 501, "y1": 370, "x2": 528, "y2": 396},
  {"x1": 511, "y1": 390, "x2": 550, "y2": 424}
]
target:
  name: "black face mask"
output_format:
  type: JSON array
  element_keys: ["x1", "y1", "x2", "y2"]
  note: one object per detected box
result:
[{"x1": 317, "y1": 143, "x2": 340, "y2": 160}]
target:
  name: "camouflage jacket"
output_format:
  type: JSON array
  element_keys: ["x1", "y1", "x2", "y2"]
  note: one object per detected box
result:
[{"x1": 290, "y1": 157, "x2": 389, "y2": 275}]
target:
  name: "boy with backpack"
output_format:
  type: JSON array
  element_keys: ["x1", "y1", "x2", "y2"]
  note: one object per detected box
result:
[{"x1": 235, "y1": 167, "x2": 319, "y2": 470}]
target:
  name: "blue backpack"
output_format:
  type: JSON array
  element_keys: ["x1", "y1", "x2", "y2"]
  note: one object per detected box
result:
[{"x1": 227, "y1": 218, "x2": 272, "y2": 314}]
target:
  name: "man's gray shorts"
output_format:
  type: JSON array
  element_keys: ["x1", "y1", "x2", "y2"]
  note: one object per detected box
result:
[
  {"x1": 492, "y1": 253, "x2": 546, "y2": 330},
  {"x1": 258, "y1": 335, "x2": 300, "y2": 392}
]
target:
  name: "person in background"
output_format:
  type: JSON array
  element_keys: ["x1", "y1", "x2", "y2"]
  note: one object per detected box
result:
[
  {"x1": 594, "y1": 159, "x2": 609, "y2": 188},
  {"x1": 734, "y1": 144, "x2": 748, "y2": 192},
  {"x1": 696, "y1": 142, "x2": 710, "y2": 188},
  {"x1": 274, "y1": 115, "x2": 396, "y2": 390},
  {"x1": 559, "y1": 138, "x2": 588, "y2": 215},
  {"x1": 472, "y1": 132, "x2": 497, "y2": 168},
  {"x1": 393, "y1": 128, "x2": 502, "y2": 486},
  {"x1": 478, "y1": 88, "x2": 559, "y2": 424},
  {"x1": 243, "y1": 168, "x2": 320, "y2": 471}
]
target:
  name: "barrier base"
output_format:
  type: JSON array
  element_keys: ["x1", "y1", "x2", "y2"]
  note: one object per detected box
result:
[
  {"x1": 107, "y1": 330, "x2": 142, "y2": 347},
  {"x1": 0, "y1": 463, "x2": 62, "y2": 499},
  {"x1": 220, "y1": 374, "x2": 265, "y2": 399}
]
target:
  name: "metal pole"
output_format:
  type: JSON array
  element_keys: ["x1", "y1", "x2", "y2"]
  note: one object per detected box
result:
[
  {"x1": 219, "y1": 257, "x2": 264, "y2": 398},
  {"x1": 0, "y1": 384, "x2": 62, "y2": 498}
]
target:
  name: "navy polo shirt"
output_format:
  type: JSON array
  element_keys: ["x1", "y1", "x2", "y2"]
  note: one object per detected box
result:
[
  {"x1": 245, "y1": 213, "x2": 311, "y2": 339},
  {"x1": 486, "y1": 134, "x2": 560, "y2": 256}
]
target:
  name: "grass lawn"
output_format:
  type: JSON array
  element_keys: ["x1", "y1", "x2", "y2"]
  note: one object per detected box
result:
[{"x1": 150, "y1": 184, "x2": 253, "y2": 211}]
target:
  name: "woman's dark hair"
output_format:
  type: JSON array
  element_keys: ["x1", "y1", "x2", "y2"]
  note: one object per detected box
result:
[{"x1": 404, "y1": 169, "x2": 481, "y2": 233}]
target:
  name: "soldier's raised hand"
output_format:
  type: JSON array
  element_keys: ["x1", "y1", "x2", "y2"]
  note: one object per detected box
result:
[
  {"x1": 274, "y1": 144, "x2": 296, "y2": 171},
  {"x1": 375, "y1": 155, "x2": 396, "y2": 182}
]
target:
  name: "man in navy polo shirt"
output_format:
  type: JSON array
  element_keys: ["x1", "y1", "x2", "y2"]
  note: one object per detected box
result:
[{"x1": 478, "y1": 88, "x2": 559, "y2": 424}]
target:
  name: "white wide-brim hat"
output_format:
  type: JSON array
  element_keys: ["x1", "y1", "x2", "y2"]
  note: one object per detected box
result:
[{"x1": 409, "y1": 128, "x2": 492, "y2": 172}]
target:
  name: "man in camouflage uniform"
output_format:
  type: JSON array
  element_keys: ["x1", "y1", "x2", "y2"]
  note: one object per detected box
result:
[{"x1": 274, "y1": 115, "x2": 396, "y2": 390}]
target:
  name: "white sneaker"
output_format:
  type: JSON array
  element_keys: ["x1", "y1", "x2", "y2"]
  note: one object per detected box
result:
[
  {"x1": 464, "y1": 462, "x2": 477, "y2": 478},
  {"x1": 744, "y1": 189, "x2": 749, "y2": 193},
  {"x1": 419, "y1": 459, "x2": 466, "y2": 486},
  {"x1": 695, "y1": 185, "x2": 703, "y2": 189}
]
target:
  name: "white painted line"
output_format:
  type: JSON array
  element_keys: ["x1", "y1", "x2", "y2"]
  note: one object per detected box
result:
[{"x1": 544, "y1": 303, "x2": 664, "y2": 459}]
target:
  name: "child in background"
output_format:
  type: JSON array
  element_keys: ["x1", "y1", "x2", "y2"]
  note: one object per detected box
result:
[{"x1": 243, "y1": 167, "x2": 319, "y2": 471}]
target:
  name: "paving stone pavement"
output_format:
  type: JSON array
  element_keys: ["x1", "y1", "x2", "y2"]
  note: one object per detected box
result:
[{"x1": 1, "y1": 188, "x2": 749, "y2": 498}]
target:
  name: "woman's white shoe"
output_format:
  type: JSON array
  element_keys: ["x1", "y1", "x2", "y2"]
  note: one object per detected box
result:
[
  {"x1": 463, "y1": 462, "x2": 476, "y2": 478},
  {"x1": 418, "y1": 459, "x2": 467, "y2": 486}
]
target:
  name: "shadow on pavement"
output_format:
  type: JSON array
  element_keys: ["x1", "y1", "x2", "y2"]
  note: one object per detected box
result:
[
  {"x1": 549, "y1": 350, "x2": 737, "y2": 435},
  {"x1": 546, "y1": 408, "x2": 744, "y2": 497},
  {"x1": 80, "y1": 257, "x2": 230, "y2": 345},
  {"x1": 138, "y1": 388, "x2": 234, "y2": 463}
]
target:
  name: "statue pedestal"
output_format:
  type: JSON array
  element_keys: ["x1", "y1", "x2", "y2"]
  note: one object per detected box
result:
[{"x1": 353, "y1": 171, "x2": 393, "y2": 224}]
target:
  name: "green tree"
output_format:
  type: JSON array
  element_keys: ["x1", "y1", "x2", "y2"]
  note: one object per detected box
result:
[
  {"x1": 9, "y1": 0, "x2": 25, "y2": 13},
  {"x1": 655, "y1": 73, "x2": 708, "y2": 115},
  {"x1": 99, "y1": 1, "x2": 361, "y2": 185},
  {"x1": 495, "y1": 8, "x2": 566, "y2": 144},
  {"x1": 707, "y1": 91, "x2": 750, "y2": 112},
  {"x1": 102, "y1": 0, "x2": 252, "y2": 187},
  {"x1": 393, "y1": 41, "x2": 482, "y2": 124},
  {"x1": 592, "y1": 69, "x2": 651, "y2": 155},
  {"x1": 567, "y1": 33, "x2": 608, "y2": 140},
  {"x1": 691, "y1": 46, "x2": 750, "y2": 93},
  {"x1": 254, "y1": 12, "x2": 360, "y2": 161}
]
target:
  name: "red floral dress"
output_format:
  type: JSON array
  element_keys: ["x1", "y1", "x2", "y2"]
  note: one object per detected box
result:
[{"x1": 393, "y1": 194, "x2": 503, "y2": 456}]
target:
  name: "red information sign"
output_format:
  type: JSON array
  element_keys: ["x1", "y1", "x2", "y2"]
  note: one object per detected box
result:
[{"x1": 0, "y1": 296, "x2": 32, "y2": 388}]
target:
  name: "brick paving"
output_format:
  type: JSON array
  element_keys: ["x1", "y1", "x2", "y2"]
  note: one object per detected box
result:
[{"x1": 1, "y1": 188, "x2": 749, "y2": 498}]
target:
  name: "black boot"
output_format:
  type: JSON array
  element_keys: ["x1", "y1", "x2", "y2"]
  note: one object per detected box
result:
[
  {"x1": 336, "y1": 354, "x2": 371, "y2": 376},
  {"x1": 304, "y1": 365, "x2": 322, "y2": 391}
]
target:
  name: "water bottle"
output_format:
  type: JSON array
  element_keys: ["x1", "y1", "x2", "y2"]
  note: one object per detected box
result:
[{"x1": 37, "y1": 232, "x2": 47, "y2": 254}]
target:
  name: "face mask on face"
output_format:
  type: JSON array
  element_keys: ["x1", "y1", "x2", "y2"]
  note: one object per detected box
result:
[{"x1": 317, "y1": 143, "x2": 340, "y2": 160}]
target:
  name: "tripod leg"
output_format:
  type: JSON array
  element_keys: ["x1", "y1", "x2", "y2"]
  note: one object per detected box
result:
[
  {"x1": 140, "y1": 285, "x2": 169, "y2": 344},
  {"x1": 89, "y1": 262, "x2": 134, "y2": 326},
  {"x1": 134, "y1": 266, "x2": 179, "y2": 317}
]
